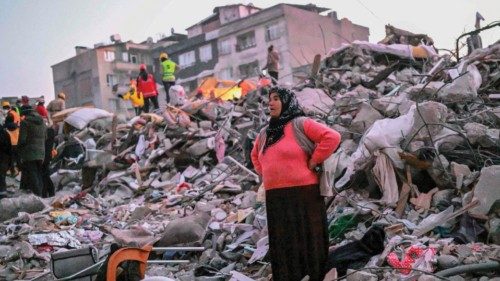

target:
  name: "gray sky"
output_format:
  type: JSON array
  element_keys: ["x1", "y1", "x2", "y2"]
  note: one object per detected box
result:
[{"x1": 1, "y1": 0, "x2": 498, "y2": 102}]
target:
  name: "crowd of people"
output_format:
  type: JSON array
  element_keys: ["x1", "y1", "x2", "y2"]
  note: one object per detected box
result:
[{"x1": 0, "y1": 93, "x2": 65, "y2": 198}]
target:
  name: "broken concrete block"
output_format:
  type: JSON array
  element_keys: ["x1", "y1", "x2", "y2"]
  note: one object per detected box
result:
[
  {"x1": 463, "y1": 123, "x2": 498, "y2": 147},
  {"x1": 350, "y1": 102, "x2": 383, "y2": 134},
  {"x1": 488, "y1": 218, "x2": 500, "y2": 245},
  {"x1": 187, "y1": 137, "x2": 215, "y2": 156},
  {"x1": 295, "y1": 88, "x2": 334, "y2": 115},
  {"x1": 372, "y1": 92, "x2": 408, "y2": 116},
  {"x1": 19, "y1": 241, "x2": 36, "y2": 259},
  {"x1": 450, "y1": 162, "x2": 471, "y2": 178},
  {"x1": 0, "y1": 195, "x2": 46, "y2": 222},
  {"x1": 405, "y1": 81, "x2": 445, "y2": 102},
  {"x1": 438, "y1": 71, "x2": 479, "y2": 103},
  {"x1": 437, "y1": 254, "x2": 460, "y2": 269},
  {"x1": 470, "y1": 165, "x2": 500, "y2": 216},
  {"x1": 432, "y1": 189, "x2": 455, "y2": 211},
  {"x1": 464, "y1": 122, "x2": 487, "y2": 145},
  {"x1": 155, "y1": 213, "x2": 210, "y2": 246},
  {"x1": 409, "y1": 101, "x2": 448, "y2": 141},
  {"x1": 332, "y1": 124, "x2": 352, "y2": 140}
]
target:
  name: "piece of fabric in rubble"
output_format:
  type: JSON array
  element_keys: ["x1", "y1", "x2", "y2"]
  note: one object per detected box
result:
[
  {"x1": 327, "y1": 225, "x2": 385, "y2": 276},
  {"x1": 372, "y1": 151, "x2": 399, "y2": 205},
  {"x1": 387, "y1": 245, "x2": 437, "y2": 275},
  {"x1": 215, "y1": 133, "x2": 226, "y2": 163}
]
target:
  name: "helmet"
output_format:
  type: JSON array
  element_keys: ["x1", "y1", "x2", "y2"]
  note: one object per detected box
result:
[
  {"x1": 160, "y1": 52, "x2": 168, "y2": 60},
  {"x1": 58, "y1": 92, "x2": 66, "y2": 100},
  {"x1": 1, "y1": 101, "x2": 10, "y2": 107},
  {"x1": 139, "y1": 64, "x2": 147, "y2": 70}
]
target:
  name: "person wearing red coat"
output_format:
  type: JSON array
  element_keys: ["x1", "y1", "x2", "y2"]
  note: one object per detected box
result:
[
  {"x1": 35, "y1": 97, "x2": 48, "y2": 121},
  {"x1": 136, "y1": 64, "x2": 159, "y2": 113}
]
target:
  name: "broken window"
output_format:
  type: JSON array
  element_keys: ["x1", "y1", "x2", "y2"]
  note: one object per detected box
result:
[
  {"x1": 265, "y1": 23, "x2": 281, "y2": 41},
  {"x1": 218, "y1": 38, "x2": 232, "y2": 55},
  {"x1": 122, "y1": 52, "x2": 129, "y2": 62},
  {"x1": 199, "y1": 44, "x2": 213, "y2": 62},
  {"x1": 130, "y1": 54, "x2": 138, "y2": 64},
  {"x1": 238, "y1": 60, "x2": 259, "y2": 78},
  {"x1": 219, "y1": 67, "x2": 233, "y2": 80},
  {"x1": 179, "y1": 50, "x2": 196, "y2": 67},
  {"x1": 236, "y1": 31, "x2": 256, "y2": 52},
  {"x1": 106, "y1": 74, "x2": 118, "y2": 87},
  {"x1": 104, "y1": 51, "x2": 115, "y2": 62}
]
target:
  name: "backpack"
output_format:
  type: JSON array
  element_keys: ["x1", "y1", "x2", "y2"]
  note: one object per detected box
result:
[{"x1": 258, "y1": 117, "x2": 337, "y2": 197}]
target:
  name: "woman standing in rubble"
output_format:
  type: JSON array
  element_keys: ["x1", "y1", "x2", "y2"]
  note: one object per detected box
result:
[{"x1": 251, "y1": 87, "x2": 340, "y2": 281}]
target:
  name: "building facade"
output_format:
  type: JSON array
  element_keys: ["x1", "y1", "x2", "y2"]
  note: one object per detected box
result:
[
  {"x1": 52, "y1": 3, "x2": 369, "y2": 111},
  {"x1": 156, "y1": 3, "x2": 369, "y2": 93},
  {"x1": 52, "y1": 40, "x2": 159, "y2": 112}
]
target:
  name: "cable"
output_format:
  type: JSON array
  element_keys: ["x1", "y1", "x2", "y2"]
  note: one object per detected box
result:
[{"x1": 355, "y1": 0, "x2": 385, "y2": 25}]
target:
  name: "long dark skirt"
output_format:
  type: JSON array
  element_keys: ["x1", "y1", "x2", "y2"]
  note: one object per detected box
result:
[{"x1": 266, "y1": 185, "x2": 328, "y2": 281}]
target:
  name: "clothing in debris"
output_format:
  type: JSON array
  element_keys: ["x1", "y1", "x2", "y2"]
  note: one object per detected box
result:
[
  {"x1": 251, "y1": 87, "x2": 341, "y2": 281},
  {"x1": 327, "y1": 225, "x2": 386, "y2": 276}
]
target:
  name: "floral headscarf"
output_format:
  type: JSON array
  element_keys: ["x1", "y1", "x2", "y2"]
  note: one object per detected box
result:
[{"x1": 263, "y1": 87, "x2": 305, "y2": 152}]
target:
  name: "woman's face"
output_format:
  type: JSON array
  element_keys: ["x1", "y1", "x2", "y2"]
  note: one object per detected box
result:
[{"x1": 269, "y1": 92, "x2": 282, "y2": 118}]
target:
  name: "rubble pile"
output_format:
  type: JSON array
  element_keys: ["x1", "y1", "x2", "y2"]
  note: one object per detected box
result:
[
  {"x1": 1, "y1": 31, "x2": 500, "y2": 281},
  {"x1": 297, "y1": 37, "x2": 500, "y2": 279}
]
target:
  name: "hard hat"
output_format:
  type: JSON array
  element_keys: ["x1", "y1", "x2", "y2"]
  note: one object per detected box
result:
[
  {"x1": 1, "y1": 101, "x2": 10, "y2": 107},
  {"x1": 58, "y1": 92, "x2": 66, "y2": 100},
  {"x1": 139, "y1": 64, "x2": 147, "y2": 70},
  {"x1": 21, "y1": 96, "x2": 30, "y2": 104},
  {"x1": 160, "y1": 52, "x2": 168, "y2": 59}
]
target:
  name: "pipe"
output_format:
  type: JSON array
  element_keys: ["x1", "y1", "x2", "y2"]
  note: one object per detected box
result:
[{"x1": 436, "y1": 261, "x2": 499, "y2": 277}]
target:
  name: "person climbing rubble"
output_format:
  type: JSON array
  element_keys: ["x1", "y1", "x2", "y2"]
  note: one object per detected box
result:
[
  {"x1": 159, "y1": 52, "x2": 180, "y2": 104},
  {"x1": 47, "y1": 92, "x2": 66, "y2": 119},
  {"x1": 118, "y1": 78, "x2": 144, "y2": 116},
  {"x1": 137, "y1": 64, "x2": 159, "y2": 113}
]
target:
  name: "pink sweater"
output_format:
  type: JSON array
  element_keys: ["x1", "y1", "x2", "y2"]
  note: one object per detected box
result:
[{"x1": 251, "y1": 119, "x2": 341, "y2": 190}]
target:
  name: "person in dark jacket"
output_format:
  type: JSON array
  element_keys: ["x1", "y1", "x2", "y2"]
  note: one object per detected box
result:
[
  {"x1": 18, "y1": 108, "x2": 46, "y2": 196},
  {"x1": 0, "y1": 125, "x2": 12, "y2": 197},
  {"x1": 41, "y1": 127, "x2": 56, "y2": 197}
]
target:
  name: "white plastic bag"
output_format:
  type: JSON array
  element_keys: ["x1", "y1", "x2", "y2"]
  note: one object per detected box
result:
[{"x1": 65, "y1": 108, "x2": 113, "y2": 130}]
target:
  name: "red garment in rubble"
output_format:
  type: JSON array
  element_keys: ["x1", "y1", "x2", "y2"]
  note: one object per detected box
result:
[
  {"x1": 136, "y1": 74, "x2": 158, "y2": 98},
  {"x1": 36, "y1": 105, "x2": 48, "y2": 118}
]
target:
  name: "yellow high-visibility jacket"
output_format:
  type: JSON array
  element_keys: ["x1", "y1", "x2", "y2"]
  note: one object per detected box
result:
[{"x1": 122, "y1": 87, "x2": 144, "y2": 108}]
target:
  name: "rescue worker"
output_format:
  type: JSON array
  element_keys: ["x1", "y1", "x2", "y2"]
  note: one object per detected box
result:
[
  {"x1": 118, "y1": 79, "x2": 144, "y2": 116},
  {"x1": 159, "y1": 52, "x2": 180, "y2": 104},
  {"x1": 136, "y1": 64, "x2": 159, "y2": 113},
  {"x1": 47, "y1": 92, "x2": 66, "y2": 119},
  {"x1": 36, "y1": 97, "x2": 49, "y2": 122},
  {"x1": 41, "y1": 126, "x2": 56, "y2": 197},
  {"x1": 20, "y1": 95, "x2": 32, "y2": 114},
  {"x1": 18, "y1": 108, "x2": 46, "y2": 196},
  {"x1": 2, "y1": 101, "x2": 20, "y2": 176}
]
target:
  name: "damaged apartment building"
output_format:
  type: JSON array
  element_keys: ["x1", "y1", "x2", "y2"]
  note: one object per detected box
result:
[{"x1": 51, "y1": 3, "x2": 369, "y2": 112}]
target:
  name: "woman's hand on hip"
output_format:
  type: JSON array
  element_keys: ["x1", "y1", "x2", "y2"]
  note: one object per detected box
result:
[{"x1": 308, "y1": 159, "x2": 317, "y2": 171}]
